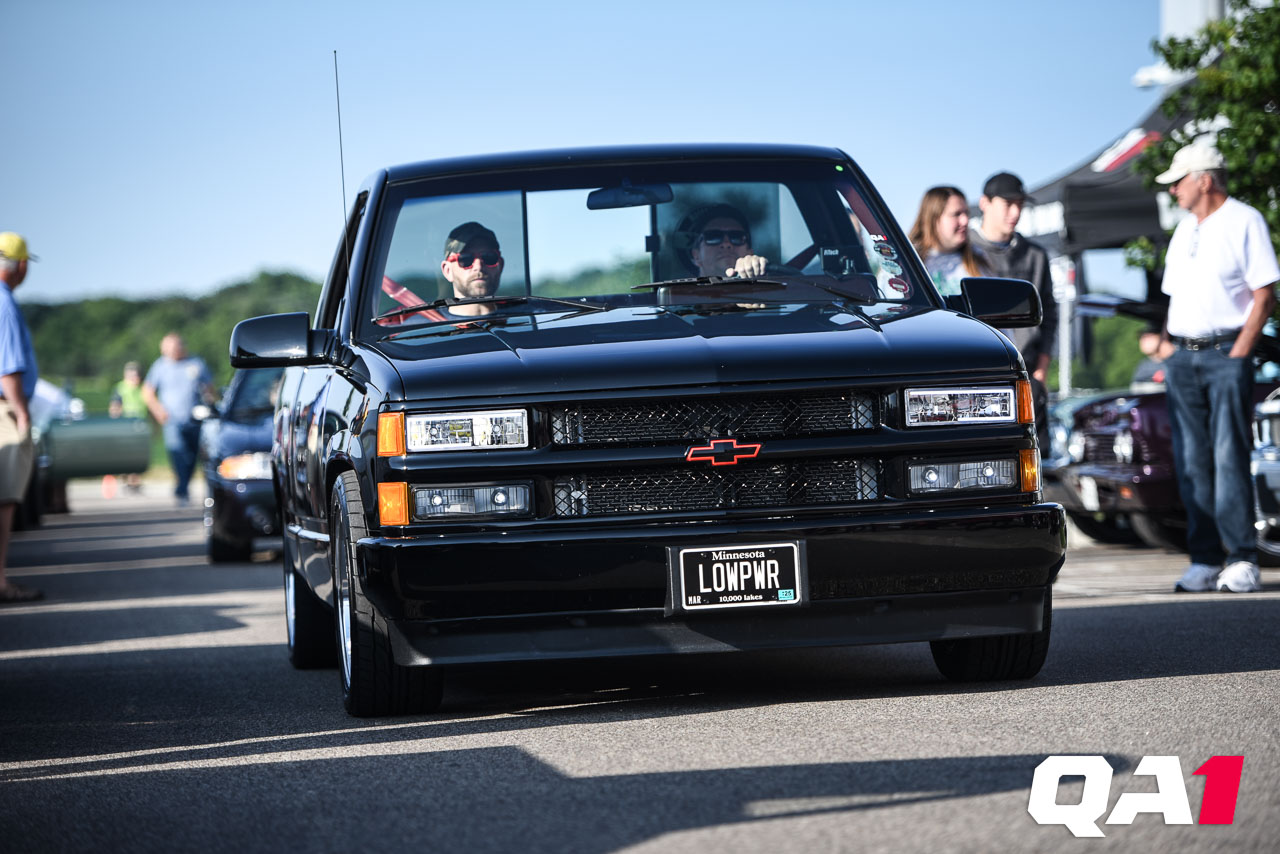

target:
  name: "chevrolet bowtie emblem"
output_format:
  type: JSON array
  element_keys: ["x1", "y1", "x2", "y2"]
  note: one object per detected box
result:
[{"x1": 685, "y1": 438, "x2": 762, "y2": 466}]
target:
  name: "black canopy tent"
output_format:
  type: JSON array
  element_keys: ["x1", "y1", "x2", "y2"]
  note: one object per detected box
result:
[{"x1": 1016, "y1": 86, "x2": 1191, "y2": 262}]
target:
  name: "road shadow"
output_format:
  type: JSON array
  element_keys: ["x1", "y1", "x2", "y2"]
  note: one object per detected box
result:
[{"x1": 1, "y1": 746, "x2": 1128, "y2": 853}]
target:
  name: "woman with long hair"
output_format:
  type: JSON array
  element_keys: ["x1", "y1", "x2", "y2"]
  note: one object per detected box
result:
[{"x1": 908, "y1": 185, "x2": 986, "y2": 296}]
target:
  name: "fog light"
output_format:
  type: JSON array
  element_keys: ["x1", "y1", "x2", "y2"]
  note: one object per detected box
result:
[
  {"x1": 908, "y1": 459, "x2": 1017, "y2": 494},
  {"x1": 413, "y1": 484, "x2": 532, "y2": 519}
]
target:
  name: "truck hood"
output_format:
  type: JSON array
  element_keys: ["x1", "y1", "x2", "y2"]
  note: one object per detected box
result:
[{"x1": 370, "y1": 303, "x2": 1019, "y2": 401}]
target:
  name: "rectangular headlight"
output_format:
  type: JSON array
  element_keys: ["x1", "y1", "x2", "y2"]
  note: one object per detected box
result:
[
  {"x1": 413, "y1": 484, "x2": 532, "y2": 519},
  {"x1": 908, "y1": 459, "x2": 1018, "y2": 494},
  {"x1": 217, "y1": 452, "x2": 273, "y2": 480},
  {"x1": 405, "y1": 409, "x2": 528, "y2": 452},
  {"x1": 904, "y1": 387, "x2": 1016, "y2": 427}
]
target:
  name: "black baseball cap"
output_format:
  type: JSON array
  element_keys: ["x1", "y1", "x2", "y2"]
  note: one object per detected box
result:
[
  {"x1": 443, "y1": 221, "x2": 499, "y2": 257},
  {"x1": 982, "y1": 172, "x2": 1033, "y2": 202}
]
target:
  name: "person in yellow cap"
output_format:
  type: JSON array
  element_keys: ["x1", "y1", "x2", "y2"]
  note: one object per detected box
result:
[{"x1": 0, "y1": 232, "x2": 43, "y2": 603}]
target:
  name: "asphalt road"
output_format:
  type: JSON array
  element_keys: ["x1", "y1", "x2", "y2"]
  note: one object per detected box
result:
[{"x1": 1, "y1": 481, "x2": 1277, "y2": 853}]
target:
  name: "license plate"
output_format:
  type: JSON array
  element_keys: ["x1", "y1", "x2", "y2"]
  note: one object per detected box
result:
[
  {"x1": 1078, "y1": 475, "x2": 1100, "y2": 511},
  {"x1": 671, "y1": 542, "x2": 804, "y2": 611}
]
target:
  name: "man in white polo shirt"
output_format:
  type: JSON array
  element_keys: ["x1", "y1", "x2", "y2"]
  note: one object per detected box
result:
[{"x1": 1159, "y1": 142, "x2": 1280, "y2": 594}]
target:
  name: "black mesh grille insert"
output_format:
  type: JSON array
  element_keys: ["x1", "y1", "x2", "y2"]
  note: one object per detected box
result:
[
  {"x1": 553, "y1": 458, "x2": 878, "y2": 517},
  {"x1": 551, "y1": 391, "x2": 876, "y2": 446}
]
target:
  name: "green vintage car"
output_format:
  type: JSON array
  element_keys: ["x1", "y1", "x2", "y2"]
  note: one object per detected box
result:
[{"x1": 16, "y1": 379, "x2": 152, "y2": 528}]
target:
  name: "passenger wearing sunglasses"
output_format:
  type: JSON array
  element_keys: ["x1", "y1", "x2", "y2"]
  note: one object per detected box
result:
[
  {"x1": 678, "y1": 204, "x2": 768, "y2": 279},
  {"x1": 440, "y1": 221, "x2": 505, "y2": 316}
]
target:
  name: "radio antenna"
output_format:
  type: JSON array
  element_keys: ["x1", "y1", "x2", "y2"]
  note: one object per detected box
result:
[{"x1": 333, "y1": 50, "x2": 350, "y2": 267}]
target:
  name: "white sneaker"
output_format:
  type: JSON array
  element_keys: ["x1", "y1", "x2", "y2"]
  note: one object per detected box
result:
[
  {"x1": 1174, "y1": 563, "x2": 1221, "y2": 592},
  {"x1": 1217, "y1": 561, "x2": 1262, "y2": 593}
]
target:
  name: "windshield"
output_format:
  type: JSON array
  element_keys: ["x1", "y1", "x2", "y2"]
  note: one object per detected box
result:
[
  {"x1": 361, "y1": 158, "x2": 932, "y2": 339},
  {"x1": 223, "y1": 367, "x2": 283, "y2": 421}
]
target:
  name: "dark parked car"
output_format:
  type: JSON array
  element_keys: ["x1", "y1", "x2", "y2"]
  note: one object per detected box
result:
[
  {"x1": 231, "y1": 144, "x2": 1066, "y2": 716},
  {"x1": 17, "y1": 379, "x2": 150, "y2": 529},
  {"x1": 200, "y1": 367, "x2": 284, "y2": 562},
  {"x1": 1051, "y1": 295, "x2": 1280, "y2": 554}
]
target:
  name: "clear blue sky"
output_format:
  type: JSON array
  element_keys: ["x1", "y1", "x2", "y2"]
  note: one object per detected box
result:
[{"x1": 2, "y1": 0, "x2": 1163, "y2": 304}]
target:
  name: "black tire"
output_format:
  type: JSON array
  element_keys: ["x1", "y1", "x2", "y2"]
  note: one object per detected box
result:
[
  {"x1": 1067, "y1": 511, "x2": 1138, "y2": 545},
  {"x1": 1256, "y1": 524, "x2": 1280, "y2": 567},
  {"x1": 207, "y1": 531, "x2": 252, "y2": 563},
  {"x1": 930, "y1": 589, "x2": 1052, "y2": 682},
  {"x1": 284, "y1": 535, "x2": 337, "y2": 668},
  {"x1": 1129, "y1": 513, "x2": 1187, "y2": 551},
  {"x1": 14, "y1": 472, "x2": 42, "y2": 531},
  {"x1": 331, "y1": 471, "x2": 442, "y2": 717}
]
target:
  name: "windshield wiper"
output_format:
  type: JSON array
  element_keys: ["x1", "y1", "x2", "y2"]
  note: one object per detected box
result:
[
  {"x1": 374, "y1": 295, "x2": 607, "y2": 323},
  {"x1": 634, "y1": 274, "x2": 882, "y2": 305}
]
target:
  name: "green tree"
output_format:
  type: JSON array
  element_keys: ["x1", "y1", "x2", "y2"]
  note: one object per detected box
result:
[{"x1": 1129, "y1": 0, "x2": 1280, "y2": 268}]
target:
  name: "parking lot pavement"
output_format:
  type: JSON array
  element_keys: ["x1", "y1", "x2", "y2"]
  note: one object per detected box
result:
[
  {"x1": 60, "y1": 474, "x2": 207, "y2": 516},
  {"x1": 1056, "y1": 517, "x2": 1280, "y2": 604}
]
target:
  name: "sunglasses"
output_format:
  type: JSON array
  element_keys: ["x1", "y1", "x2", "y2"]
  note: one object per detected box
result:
[
  {"x1": 700, "y1": 229, "x2": 749, "y2": 247},
  {"x1": 447, "y1": 251, "x2": 502, "y2": 268}
]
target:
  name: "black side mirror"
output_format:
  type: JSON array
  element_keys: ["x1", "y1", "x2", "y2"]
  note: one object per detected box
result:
[
  {"x1": 229, "y1": 313, "x2": 327, "y2": 368},
  {"x1": 954, "y1": 277, "x2": 1043, "y2": 328}
]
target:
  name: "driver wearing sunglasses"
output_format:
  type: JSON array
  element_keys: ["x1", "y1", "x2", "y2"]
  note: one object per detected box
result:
[
  {"x1": 441, "y1": 221, "x2": 505, "y2": 316},
  {"x1": 679, "y1": 203, "x2": 769, "y2": 279}
]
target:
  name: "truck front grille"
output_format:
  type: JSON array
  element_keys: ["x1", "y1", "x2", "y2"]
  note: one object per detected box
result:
[
  {"x1": 552, "y1": 457, "x2": 878, "y2": 517},
  {"x1": 550, "y1": 391, "x2": 877, "y2": 446}
]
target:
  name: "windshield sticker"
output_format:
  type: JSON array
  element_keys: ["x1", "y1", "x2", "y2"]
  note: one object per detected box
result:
[
  {"x1": 880, "y1": 259, "x2": 903, "y2": 277},
  {"x1": 873, "y1": 242, "x2": 898, "y2": 262},
  {"x1": 887, "y1": 277, "x2": 911, "y2": 297}
]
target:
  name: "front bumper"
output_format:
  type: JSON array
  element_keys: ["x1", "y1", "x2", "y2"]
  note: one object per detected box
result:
[
  {"x1": 206, "y1": 478, "x2": 279, "y2": 541},
  {"x1": 357, "y1": 502, "x2": 1066, "y2": 667},
  {"x1": 1053, "y1": 463, "x2": 1178, "y2": 515}
]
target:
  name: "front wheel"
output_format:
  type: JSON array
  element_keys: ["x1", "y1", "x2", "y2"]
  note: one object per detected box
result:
[
  {"x1": 1129, "y1": 513, "x2": 1187, "y2": 551},
  {"x1": 1066, "y1": 511, "x2": 1138, "y2": 545},
  {"x1": 207, "y1": 531, "x2": 251, "y2": 563},
  {"x1": 930, "y1": 590, "x2": 1052, "y2": 682},
  {"x1": 1256, "y1": 523, "x2": 1280, "y2": 567},
  {"x1": 331, "y1": 471, "x2": 442, "y2": 717}
]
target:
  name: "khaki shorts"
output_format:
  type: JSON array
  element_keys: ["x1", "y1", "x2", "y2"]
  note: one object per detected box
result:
[{"x1": 0, "y1": 399, "x2": 35, "y2": 503}]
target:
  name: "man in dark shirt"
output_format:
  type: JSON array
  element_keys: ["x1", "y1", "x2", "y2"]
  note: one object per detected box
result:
[{"x1": 969, "y1": 172, "x2": 1058, "y2": 450}]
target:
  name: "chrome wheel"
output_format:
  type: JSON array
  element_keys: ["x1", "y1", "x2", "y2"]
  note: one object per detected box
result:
[
  {"x1": 334, "y1": 524, "x2": 354, "y2": 687},
  {"x1": 284, "y1": 569, "x2": 296, "y2": 648}
]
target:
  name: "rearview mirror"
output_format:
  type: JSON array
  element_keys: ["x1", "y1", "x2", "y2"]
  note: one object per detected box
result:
[
  {"x1": 954, "y1": 277, "x2": 1043, "y2": 328},
  {"x1": 230, "y1": 312, "x2": 327, "y2": 368},
  {"x1": 587, "y1": 180, "x2": 674, "y2": 210}
]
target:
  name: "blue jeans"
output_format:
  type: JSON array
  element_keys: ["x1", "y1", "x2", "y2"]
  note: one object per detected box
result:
[
  {"x1": 1164, "y1": 345, "x2": 1257, "y2": 565},
  {"x1": 163, "y1": 420, "x2": 202, "y2": 500}
]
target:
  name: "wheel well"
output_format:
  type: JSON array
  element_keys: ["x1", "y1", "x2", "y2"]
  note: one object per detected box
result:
[{"x1": 324, "y1": 460, "x2": 374, "y2": 531}]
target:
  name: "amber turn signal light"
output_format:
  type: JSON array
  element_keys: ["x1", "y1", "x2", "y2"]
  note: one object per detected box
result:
[
  {"x1": 1020, "y1": 448, "x2": 1040, "y2": 493},
  {"x1": 377, "y1": 412, "x2": 406, "y2": 457},
  {"x1": 1016, "y1": 380, "x2": 1034, "y2": 425},
  {"x1": 378, "y1": 482, "x2": 410, "y2": 526}
]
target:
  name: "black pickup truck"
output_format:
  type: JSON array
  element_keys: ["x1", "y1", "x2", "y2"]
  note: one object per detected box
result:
[{"x1": 230, "y1": 144, "x2": 1065, "y2": 716}]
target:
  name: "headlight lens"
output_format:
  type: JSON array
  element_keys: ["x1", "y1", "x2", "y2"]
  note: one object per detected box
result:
[
  {"x1": 217, "y1": 452, "x2": 273, "y2": 480},
  {"x1": 1067, "y1": 430, "x2": 1086, "y2": 462},
  {"x1": 904, "y1": 387, "x2": 1016, "y2": 427},
  {"x1": 413, "y1": 484, "x2": 532, "y2": 519},
  {"x1": 404, "y1": 409, "x2": 528, "y2": 452},
  {"x1": 1113, "y1": 429, "x2": 1134, "y2": 464},
  {"x1": 907, "y1": 458, "x2": 1018, "y2": 494}
]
